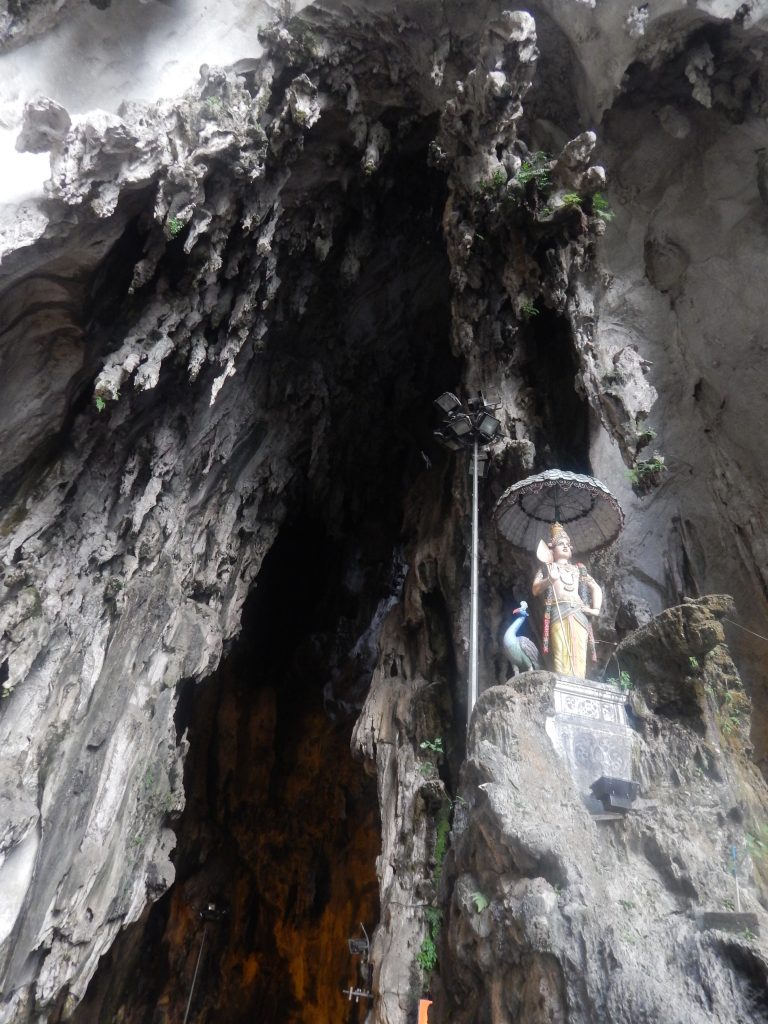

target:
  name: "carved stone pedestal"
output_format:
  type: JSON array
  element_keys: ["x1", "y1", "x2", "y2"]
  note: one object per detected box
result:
[{"x1": 545, "y1": 676, "x2": 637, "y2": 812}]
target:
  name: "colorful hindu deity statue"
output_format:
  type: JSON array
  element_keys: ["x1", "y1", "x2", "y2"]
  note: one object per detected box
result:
[{"x1": 531, "y1": 522, "x2": 602, "y2": 679}]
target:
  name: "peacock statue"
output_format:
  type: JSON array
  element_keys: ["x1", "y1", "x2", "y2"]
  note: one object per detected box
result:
[{"x1": 502, "y1": 601, "x2": 541, "y2": 675}]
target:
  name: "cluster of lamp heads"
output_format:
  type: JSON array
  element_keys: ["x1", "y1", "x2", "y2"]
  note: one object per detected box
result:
[{"x1": 433, "y1": 391, "x2": 503, "y2": 475}]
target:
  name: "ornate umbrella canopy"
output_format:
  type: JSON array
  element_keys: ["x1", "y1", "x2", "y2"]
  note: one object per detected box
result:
[{"x1": 494, "y1": 470, "x2": 624, "y2": 554}]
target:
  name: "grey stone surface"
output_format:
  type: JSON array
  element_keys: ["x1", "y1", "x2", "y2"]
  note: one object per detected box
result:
[
  {"x1": 0, "y1": 0, "x2": 766, "y2": 1020},
  {"x1": 0, "y1": 0, "x2": 83, "y2": 54},
  {"x1": 14, "y1": 96, "x2": 70, "y2": 153},
  {"x1": 441, "y1": 659, "x2": 768, "y2": 1024}
]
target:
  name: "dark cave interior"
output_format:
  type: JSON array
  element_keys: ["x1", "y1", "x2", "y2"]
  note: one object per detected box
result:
[
  {"x1": 520, "y1": 307, "x2": 592, "y2": 476},
  {"x1": 72, "y1": 518, "x2": 381, "y2": 1024},
  {"x1": 67, "y1": 116, "x2": 461, "y2": 1024}
]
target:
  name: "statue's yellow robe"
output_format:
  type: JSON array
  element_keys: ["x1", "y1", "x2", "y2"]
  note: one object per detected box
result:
[{"x1": 549, "y1": 604, "x2": 589, "y2": 678}]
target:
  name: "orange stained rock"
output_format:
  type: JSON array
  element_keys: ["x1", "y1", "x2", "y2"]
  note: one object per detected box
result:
[
  {"x1": 100, "y1": 690, "x2": 379, "y2": 1024},
  {"x1": 418, "y1": 998, "x2": 432, "y2": 1024}
]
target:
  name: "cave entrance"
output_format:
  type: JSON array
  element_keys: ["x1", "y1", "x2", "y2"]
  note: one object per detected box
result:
[
  {"x1": 73, "y1": 516, "x2": 382, "y2": 1024},
  {"x1": 71, "y1": 99, "x2": 455, "y2": 1023}
]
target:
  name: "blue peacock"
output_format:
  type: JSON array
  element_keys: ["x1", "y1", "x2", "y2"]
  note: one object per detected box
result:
[{"x1": 502, "y1": 600, "x2": 541, "y2": 675}]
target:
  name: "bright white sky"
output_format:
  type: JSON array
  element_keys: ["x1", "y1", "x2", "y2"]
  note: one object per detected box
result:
[{"x1": 0, "y1": 0, "x2": 311, "y2": 205}]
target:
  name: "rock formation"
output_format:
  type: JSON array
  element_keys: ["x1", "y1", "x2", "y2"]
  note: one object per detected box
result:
[
  {"x1": 442, "y1": 597, "x2": 768, "y2": 1023},
  {"x1": 0, "y1": 0, "x2": 768, "y2": 1021}
]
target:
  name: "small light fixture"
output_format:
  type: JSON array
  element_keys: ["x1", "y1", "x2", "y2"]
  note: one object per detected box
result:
[
  {"x1": 469, "y1": 451, "x2": 490, "y2": 477},
  {"x1": 198, "y1": 902, "x2": 228, "y2": 922},
  {"x1": 342, "y1": 987, "x2": 373, "y2": 1002},
  {"x1": 347, "y1": 924, "x2": 370, "y2": 957},
  {"x1": 433, "y1": 391, "x2": 462, "y2": 415},
  {"x1": 447, "y1": 413, "x2": 473, "y2": 437},
  {"x1": 476, "y1": 412, "x2": 501, "y2": 439},
  {"x1": 480, "y1": 386, "x2": 500, "y2": 408},
  {"x1": 590, "y1": 776, "x2": 639, "y2": 812}
]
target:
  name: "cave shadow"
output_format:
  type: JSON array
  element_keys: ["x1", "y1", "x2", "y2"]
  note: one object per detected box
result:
[{"x1": 70, "y1": 106, "x2": 459, "y2": 1023}]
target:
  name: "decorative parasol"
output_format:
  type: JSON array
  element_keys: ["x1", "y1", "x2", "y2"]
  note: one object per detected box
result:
[{"x1": 494, "y1": 469, "x2": 624, "y2": 554}]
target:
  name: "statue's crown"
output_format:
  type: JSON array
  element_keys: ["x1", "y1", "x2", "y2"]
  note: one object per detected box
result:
[{"x1": 549, "y1": 522, "x2": 569, "y2": 544}]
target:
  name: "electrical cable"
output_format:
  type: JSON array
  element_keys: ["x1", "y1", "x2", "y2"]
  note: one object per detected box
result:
[{"x1": 723, "y1": 616, "x2": 768, "y2": 646}]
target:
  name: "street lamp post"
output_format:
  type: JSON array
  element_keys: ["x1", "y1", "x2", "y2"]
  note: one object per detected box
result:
[
  {"x1": 182, "y1": 902, "x2": 228, "y2": 1024},
  {"x1": 433, "y1": 391, "x2": 502, "y2": 726}
]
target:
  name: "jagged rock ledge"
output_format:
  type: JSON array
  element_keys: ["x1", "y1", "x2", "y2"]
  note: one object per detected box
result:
[{"x1": 436, "y1": 597, "x2": 768, "y2": 1023}]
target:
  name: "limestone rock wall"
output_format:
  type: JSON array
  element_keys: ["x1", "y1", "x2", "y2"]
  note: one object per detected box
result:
[
  {"x1": 0, "y1": 1, "x2": 768, "y2": 1021},
  {"x1": 439, "y1": 599, "x2": 768, "y2": 1024}
]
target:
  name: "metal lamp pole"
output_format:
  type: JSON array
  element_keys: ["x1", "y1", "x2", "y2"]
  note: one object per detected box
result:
[
  {"x1": 182, "y1": 902, "x2": 227, "y2": 1024},
  {"x1": 433, "y1": 392, "x2": 501, "y2": 727},
  {"x1": 182, "y1": 923, "x2": 208, "y2": 1024},
  {"x1": 469, "y1": 437, "x2": 479, "y2": 716}
]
